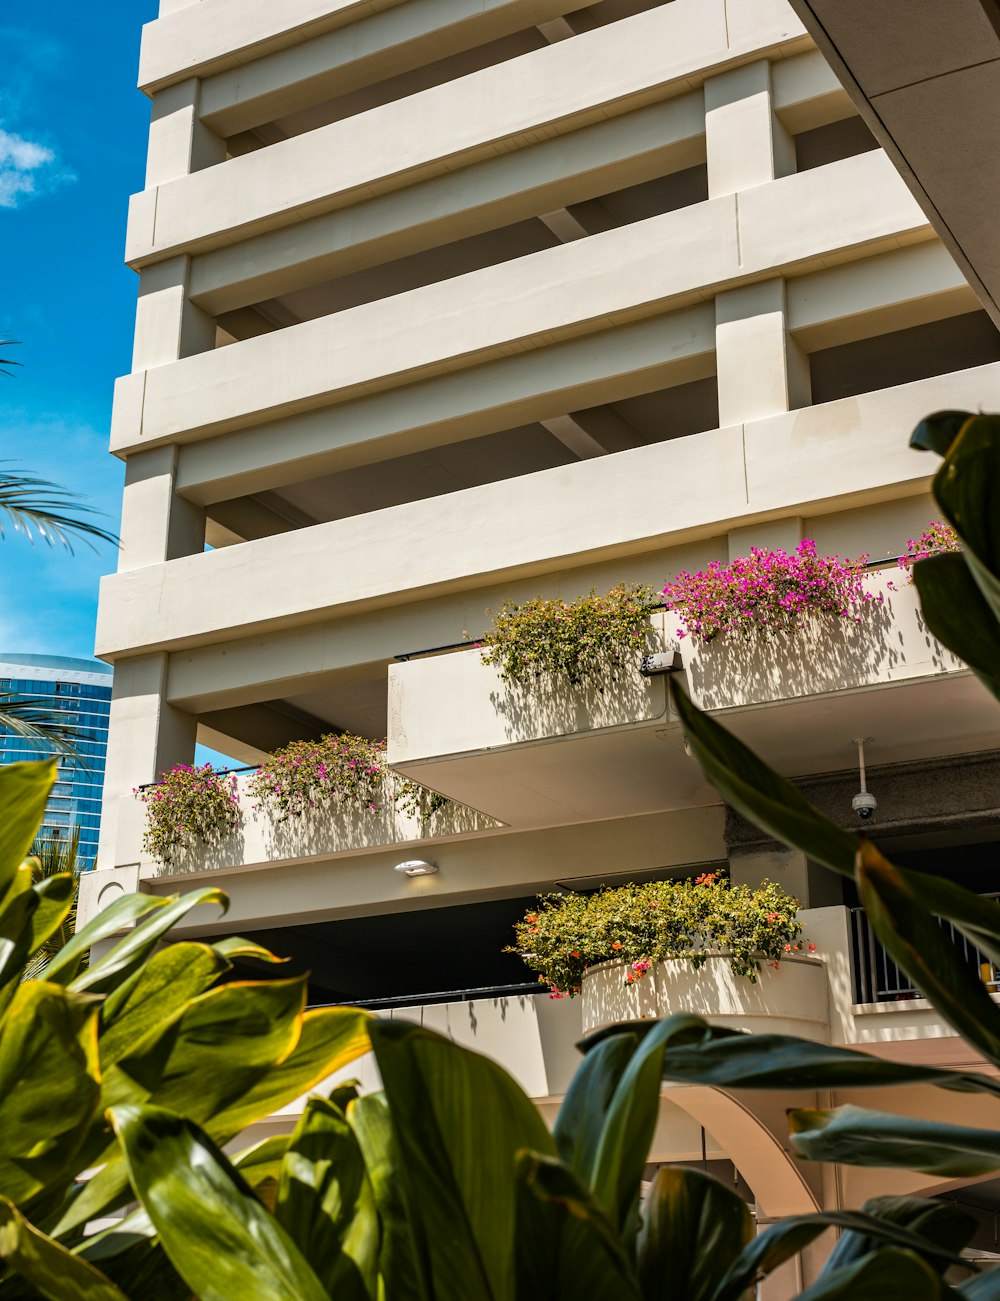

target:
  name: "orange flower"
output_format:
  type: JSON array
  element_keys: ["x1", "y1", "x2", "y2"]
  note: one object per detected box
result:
[
  {"x1": 526, "y1": 913, "x2": 538, "y2": 923},
  {"x1": 570, "y1": 951, "x2": 580, "y2": 959},
  {"x1": 611, "y1": 941, "x2": 622, "y2": 951}
]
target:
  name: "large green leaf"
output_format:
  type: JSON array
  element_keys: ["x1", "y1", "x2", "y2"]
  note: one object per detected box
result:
[
  {"x1": 348, "y1": 1091, "x2": 422, "y2": 1301},
  {"x1": 820, "y1": 1196, "x2": 975, "y2": 1276},
  {"x1": 909, "y1": 410, "x2": 974, "y2": 457},
  {"x1": 931, "y1": 413, "x2": 1000, "y2": 621},
  {"x1": 59, "y1": 976, "x2": 310, "y2": 1234},
  {"x1": 97, "y1": 941, "x2": 230, "y2": 1068},
  {"x1": 670, "y1": 680, "x2": 859, "y2": 875},
  {"x1": 858, "y1": 842, "x2": 1000, "y2": 1066},
  {"x1": 276, "y1": 1096, "x2": 379, "y2": 1300},
  {"x1": 553, "y1": 1031, "x2": 638, "y2": 1179},
  {"x1": 794, "y1": 1248, "x2": 943, "y2": 1301},
  {"x1": 590, "y1": 1016, "x2": 706, "y2": 1237},
  {"x1": 0, "y1": 982, "x2": 101, "y2": 1207},
  {"x1": 68, "y1": 887, "x2": 228, "y2": 995},
  {"x1": 207, "y1": 1005, "x2": 372, "y2": 1142},
  {"x1": 44, "y1": 887, "x2": 227, "y2": 987},
  {"x1": 789, "y1": 1104, "x2": 1000, "y2": 1176},
  {"x1": 636, "y1": 1166, "x2": 752, "y2": 1301},
  {"x1": 368, "y1": 1017, "x2": 556, "y2": 1301},
  {"x1": 514, "y1": 1151, "x2": 643, "y2": 1301},
  {"x1": 0, "y1": 1196, "x2": 129, "y2": 1301},
  {"x1": 0, "y1": 863, "x2": 40, "y2": 987},
  {"x1": 0, "y1": 760, "x2": 56, "y2": 895},
  {"x1": 913, "y1": 553, "x2": 1000, "y2": 703},
  {"x1": 22, "y1": 873, "x2": 77, "y2": 971},
  {"x1": 74, "y1": 1206, "x2": 189, "y2": 1301},
  {"x1": 111, "y1": 1103, "x2": 329, "y2": 1301}
]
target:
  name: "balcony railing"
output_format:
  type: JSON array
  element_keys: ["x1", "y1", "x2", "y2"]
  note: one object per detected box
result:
[{"x1": 849, "y1": 899, "x2": 999, "y2": 1003}]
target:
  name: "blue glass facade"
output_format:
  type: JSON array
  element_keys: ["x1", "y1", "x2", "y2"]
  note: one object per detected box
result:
[{"x1": 0, "y1": 654, "x2": 113, "y2": 871}]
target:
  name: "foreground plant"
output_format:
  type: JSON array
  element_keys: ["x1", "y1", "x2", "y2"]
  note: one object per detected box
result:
[
  {"x1": 662, "y1": 539, "x2": 878, "y2": 644},
  {"x1": 509, "y1": 875, "x2": 803, "y2": 996},
  {"x1": 479, "y1": 582, "x2": 659, "y2": 688},
  {"x1": 135, "y1": 762, "x2": 240, "y2": 864}
]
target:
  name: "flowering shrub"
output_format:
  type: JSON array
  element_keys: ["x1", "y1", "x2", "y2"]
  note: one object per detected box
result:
[
  {"x1": 478, "y1": 583, "x2": 659, "y2": 687},
  {"x1": 662, "y1": 540, "x2": 878, "y2": 644},
  {"x1": 897, "y1": 521, "x2": 961, "y2": 580},
  {"x1": 247, "y1": 733, "x2": 387, "y2": 820},
  {"x1": 135, "y1": 764, "x2": 240, "y2": 866},
  {"x1": 508, "y1": 873, "x2": 807, "y2": 997}
]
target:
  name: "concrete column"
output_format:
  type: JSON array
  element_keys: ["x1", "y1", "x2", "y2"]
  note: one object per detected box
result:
[
  {"x1": 132, "y1": 255, "x2": 215, "y2": 372},
  {"x1": 95, "y1": 653, "x2": 198, "y2": 874},
  {"x1": 119, "y1": 445, "x2": 205, "y2": 571},
  {"x1": 146, "y1": 78, "x2": 225, "y2": 188},
  {"x1": 715, "y1": 279, "x2": 811, "y2": 426},
  {"x1": 704, "y1": 60, "x2": 795, "y2": 198}
]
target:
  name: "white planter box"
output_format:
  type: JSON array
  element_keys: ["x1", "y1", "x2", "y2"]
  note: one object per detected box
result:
[{"x1": 581, "y1": 952, "x2": 829, "y2": 1041}]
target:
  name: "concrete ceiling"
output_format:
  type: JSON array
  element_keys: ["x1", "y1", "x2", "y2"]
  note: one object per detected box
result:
[{"x1": 787, "y1": 0, "x2": 1000, "y2": 328}]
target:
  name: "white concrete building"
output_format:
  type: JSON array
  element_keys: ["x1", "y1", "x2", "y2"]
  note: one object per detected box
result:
[{"x1": 90, "y1": 0, "x2": 1000, "y2": 1281}]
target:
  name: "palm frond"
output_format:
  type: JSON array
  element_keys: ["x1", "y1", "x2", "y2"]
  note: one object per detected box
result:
[
  {"x1": 0, "y1": 464, "x2": 118, "y2": 553},
  {"x1": 22, "y1": 827, "x2": 82, "y2": 982},
  {"x1": 0, "y1": 339, "x2": 21, "y2": 378},
  {"x1": 0, "y1": 691, "x2": 86, "y2": 760}
]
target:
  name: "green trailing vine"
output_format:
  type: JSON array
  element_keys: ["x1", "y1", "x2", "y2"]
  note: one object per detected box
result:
[
  {"x1": 134, "y1": 764, "x2": 240, "y2": 866},
  {"x1": 477, "y1": 582, "x2": 659, "y2": 688},
  {"x1": 508, "y1": 873, "x2": 806, "y2": 997}
]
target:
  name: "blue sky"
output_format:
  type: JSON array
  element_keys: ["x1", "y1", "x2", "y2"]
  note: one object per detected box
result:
[{"x1": 0, "y1": 3, "x2": 158, "y2": 660}]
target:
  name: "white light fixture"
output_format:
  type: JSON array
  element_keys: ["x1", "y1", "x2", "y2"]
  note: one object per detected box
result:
[{"x1": 394, "y1": 859, "x2": 439, "y2": 877}]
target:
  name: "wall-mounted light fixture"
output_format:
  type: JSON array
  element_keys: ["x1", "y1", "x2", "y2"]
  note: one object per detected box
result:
[
  {"x1": 394, "y1": 859, "x2": 439, "y2": 877},
  {"x1": 640, "y1": 649, "x2": 683, "y2": 677}
]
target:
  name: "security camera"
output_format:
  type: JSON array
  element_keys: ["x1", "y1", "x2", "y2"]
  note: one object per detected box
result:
[{"x1": 852, "y1": 790, "x2": 877, "y2": 821}]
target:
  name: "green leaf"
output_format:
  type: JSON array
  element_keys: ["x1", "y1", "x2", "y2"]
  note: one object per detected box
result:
[
  {"x1": 210, "y1": 935, "x2": 286, "y2": 964},
  {"x1": 348, "y1": 1092, "x2": 422, "y2": 1301},
  {"x1": 794, "y1": 1248, "x2": 943, "y2": 1301},
  {"x1": 0, "y1": 863, "x2": 40, "y2": 987},
  {"x1": 232, "y1": 1135, "x2": 289, "y2": 1208},
  {"x1": 910, "y1": 410, "x2": 973, "y2": 457},
  {"x1": 23, "y1": 873, "x2": 77, "y2": 969},
  {"x1": 0, "y1": 982, "x2": 101, "y2": 1207},
  {"x1": 98, "y1": 941, "x2": 230, "y2": 1068},
  {"x1": 590, "y1": 1017, "x2": 705, "y2": 1236},
  {"x1": 0, "y1": 760, "x2": 56, "y2": 895},
  {"x1": 789, "y1": 1104, "x2": 1000, "y2": 1176},
  {"x1": 44, "y1": 888, "x2": 225, "y2": 987},
  {"x1": 368, "y1": 1017, "x2": 556, "y2": 1301},
  {"x1": 931, "y1": 413, "x2": 1000, "y2": 620},
  {"x1": 553, "y1": 1031, "x2": 638, "y2": 1179},
  {"x1": 110, "y1": 1103, "x2": 329, "y2": 1301},
  {"x1": 913, "y1": 553, "x2": 1000, "y2": 702},
  {"x1": 652, "y1": 1018, "x2": 1000, "y2": 1096},
  {"x1": 0, "y1": 1196, "x2": 129, "y2": 1301},
  {"x1": 276, "y1": 1096, "x2": 379, "y2": 1299},
  {"x1": 73, "y1": 1204, "x2": 189, "y2": 1300},
  {"x1": 68, "y1": 886, "x2": 229, "y2": 995},
  {"x1": 821, "y1": 1196, "x2": 975, "y2": 1276},
  {"x1": 858, "y1": 842, "x2": 1000, "y2": 1066},
  {"x1": 206, "y1": 1005, "x2": 372, "y2": 1142},
  {"x1": 515, "y1": 1151, "x2": 643, "y2": 1301},
  {"x1": 669, "y1": 680, "x2": 859, "y2": 876},
  {"x1": 636, "y1": 1167, "x2": 752, "y2": 1301}
]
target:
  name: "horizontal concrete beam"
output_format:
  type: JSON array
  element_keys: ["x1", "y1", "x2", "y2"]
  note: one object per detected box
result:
[
  {"x1": 112, "y1": 151, "x2": 928, "y2": 454},
  {"x1": 188, "y1": 92, "x2": 706, "y2": 316},
  {"x1": 197, "y1": 0, "x2": 604, "y2": 139},
  {"x1": 127, "y1": 0, "x2": 808, "y2": 266},
  {"x1": 96, "y1": 360, "x2": 1000, "y2": 659}
]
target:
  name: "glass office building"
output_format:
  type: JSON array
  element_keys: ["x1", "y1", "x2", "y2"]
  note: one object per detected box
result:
[{"x1": 0, "y1": 654, "x2": 113, "y2": 870}]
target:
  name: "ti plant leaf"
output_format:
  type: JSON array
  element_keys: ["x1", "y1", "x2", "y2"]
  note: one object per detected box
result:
[
  {"x1": 930, "y1": 413, "x2": 1000, "y2": 622},
  {"x1": 793, "y1": 1247, "x2": 943, "y2": 1301},
  {"x1": 553, "y1": 1030, "x2": 639, "y2": 1179},
  {"x1": 909, "y1": 409, "x2": 974, "y2": 457},
  {"x1": 0, "y1": 1197, "x2": 129, "y2": 1301},
  {"x1": 348, "y1": 1091, "x2": 422, "y2": 1301},
  {"x1": 670, "y1": 679, "x2": 859, "y2": 876},
  {"x1": 111, "y1": 1103, "x2": 329, "y2": 1301},
  {"x1": 514, "y1": 1151, "x2": 643, "y2": 1301},
  {"x1": 0, "y1": 760, "x2": 56, "y2": 895},
  {"x1": 913, "y1": 553, "x2": 1000, "y2": 703},
  {"x1": 820, "y1": 1195, "x2": 976, "y2": 1277},
  {"x1": 636, "y1": 1166, "x2": 752, "y2": 1301},
  {"x1": 788, "y1": 1104, "x2": 1000, "y2": 1177}
]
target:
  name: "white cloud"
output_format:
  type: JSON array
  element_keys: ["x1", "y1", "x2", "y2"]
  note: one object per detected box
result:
[{"x1": 0, "y1": 127, "x2": 68, "y2": 208}]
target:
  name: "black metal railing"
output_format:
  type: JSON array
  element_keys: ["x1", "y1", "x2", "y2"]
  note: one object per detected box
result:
[
  {"x1": 318, "y1": 982, "x2": 542, "y2": 1012},
  {"x1": 850, "y1": 897, "x2": 1000, "y2": 1003}
]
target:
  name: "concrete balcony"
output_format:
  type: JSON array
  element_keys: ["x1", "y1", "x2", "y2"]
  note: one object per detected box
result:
[
  {"x1": 136, "y1": 769, "x2": 499, "y2": 883},
  {"x1": 387, "y1": 571, "x2": 987, "y2": 830}
]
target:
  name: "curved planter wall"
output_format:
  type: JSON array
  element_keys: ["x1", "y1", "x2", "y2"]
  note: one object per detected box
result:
[{"x1": 581, "y1": 953, "x2": 829, "y2": 1040}]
